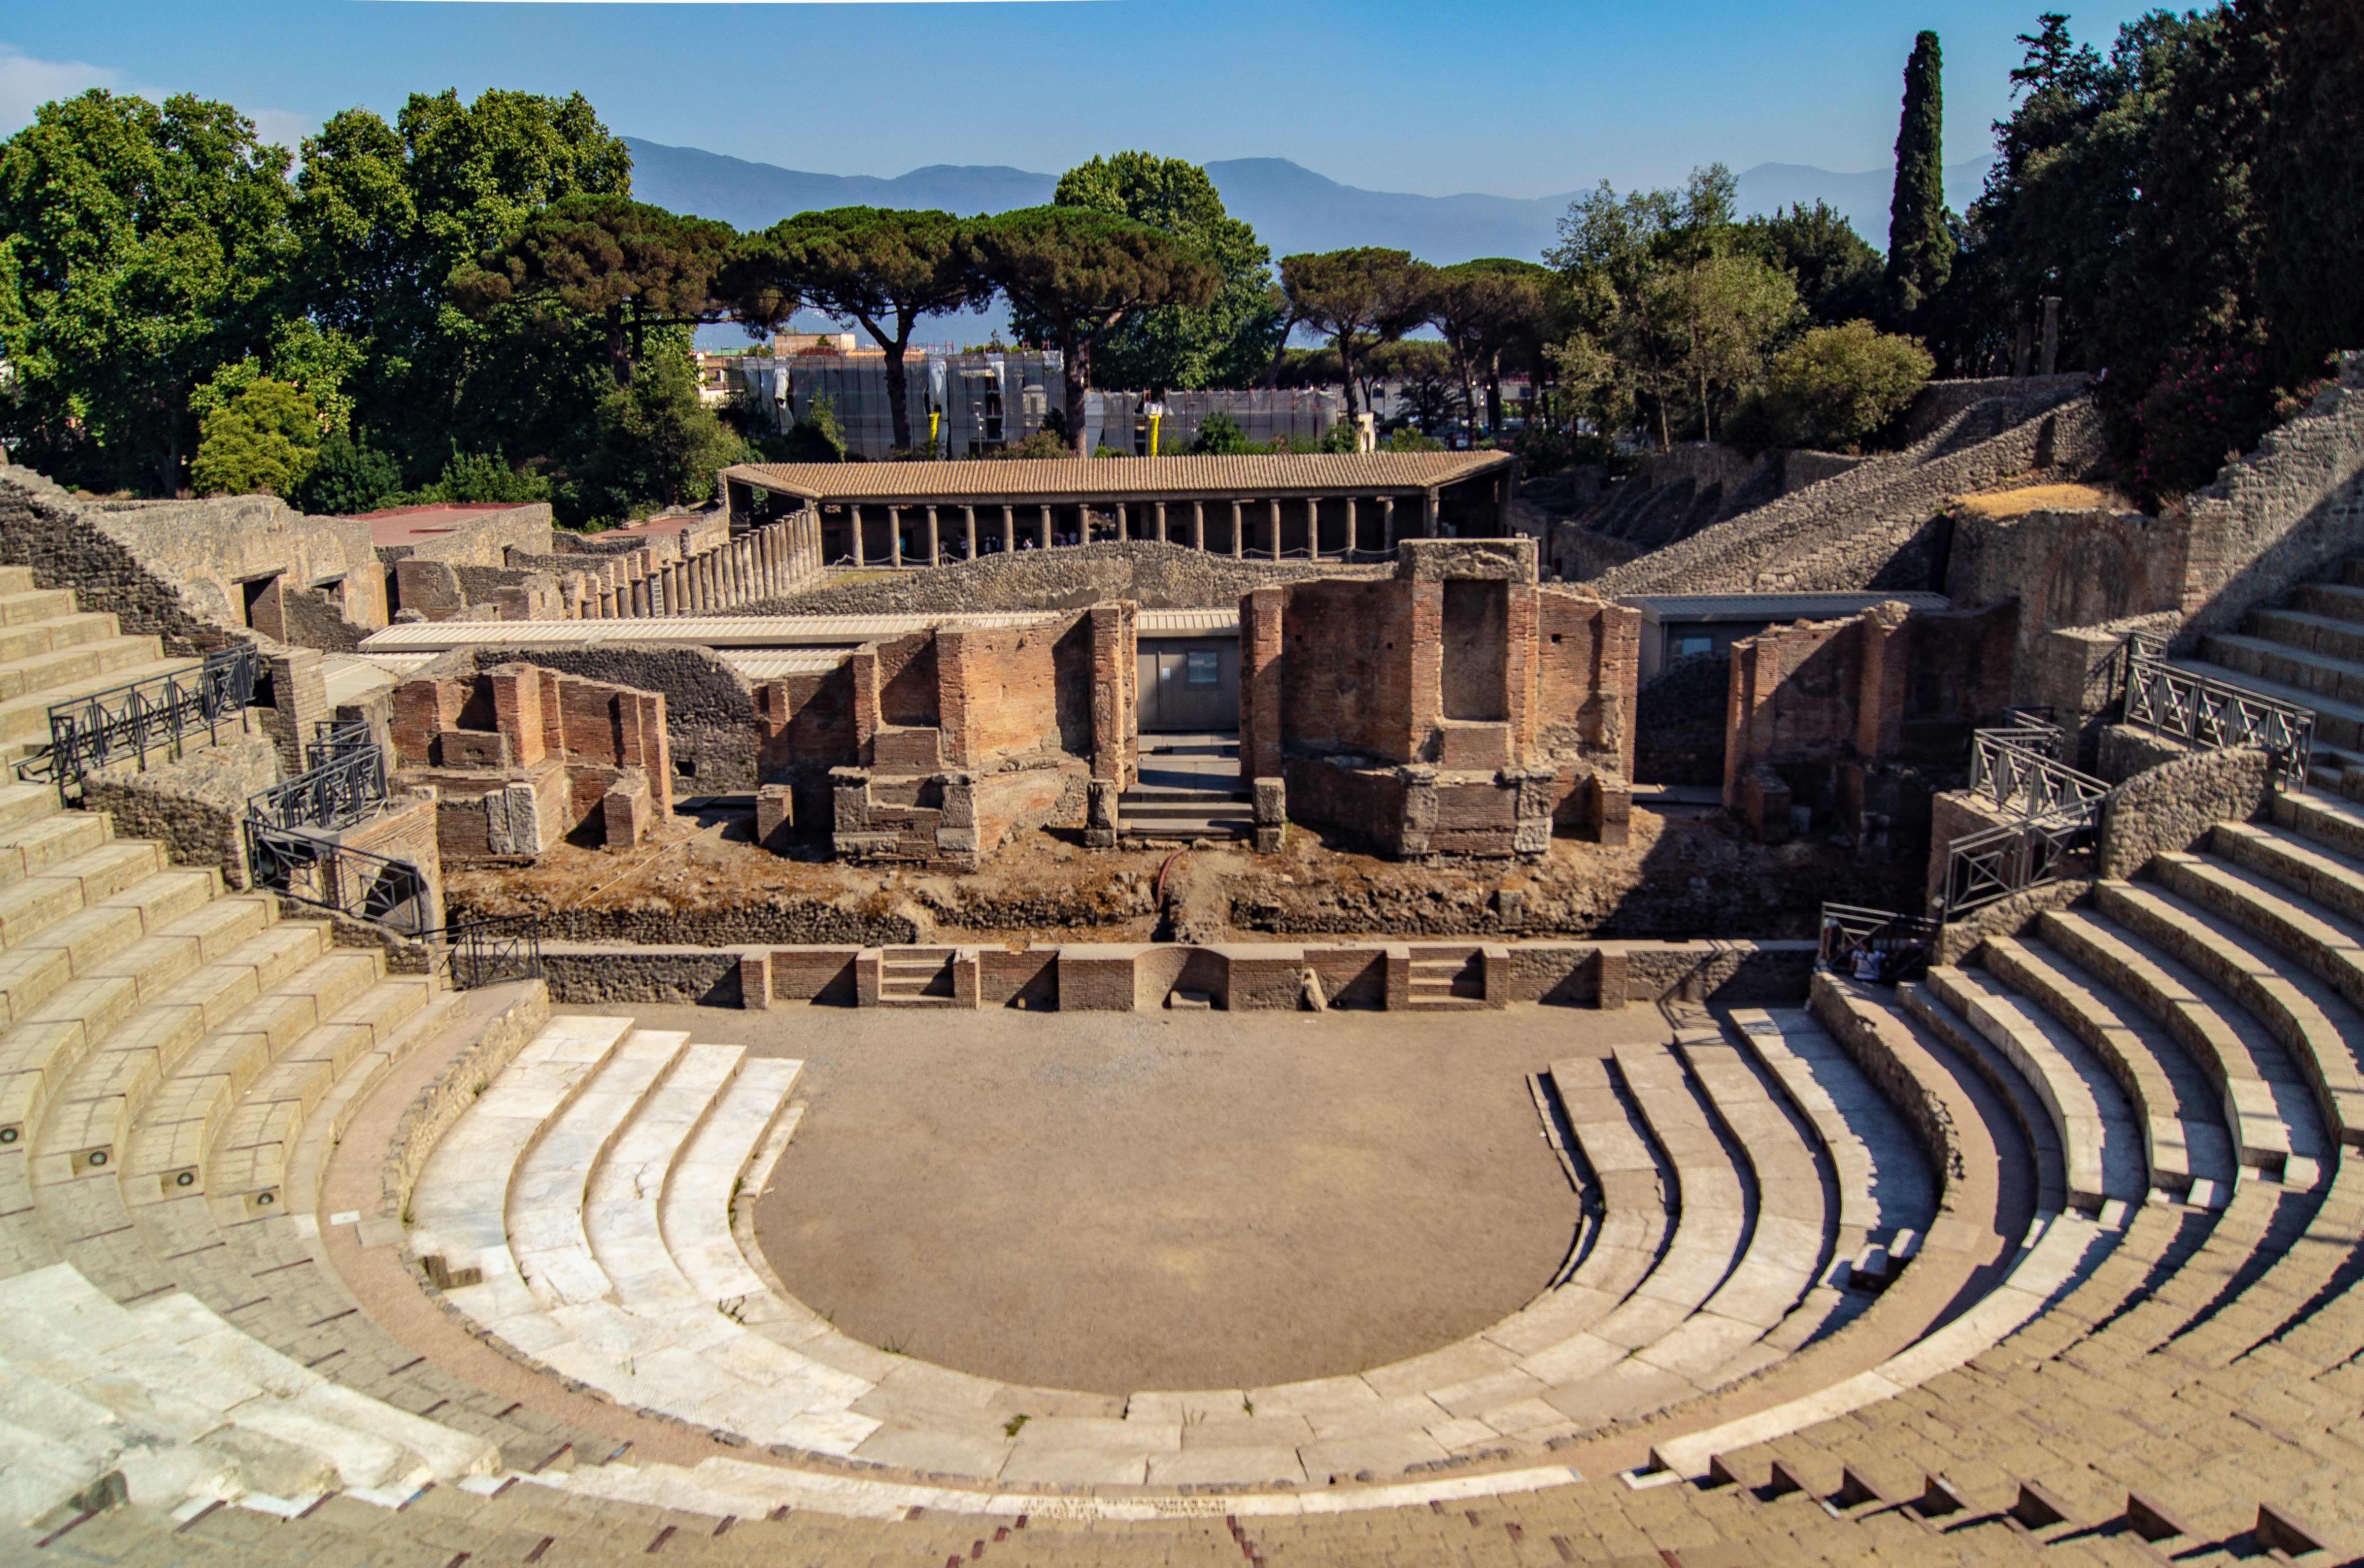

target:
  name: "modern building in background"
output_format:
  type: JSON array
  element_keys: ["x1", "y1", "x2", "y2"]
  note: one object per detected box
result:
[{"x1": 700, "y1": 342, "x2": 1343, "y2": 460}]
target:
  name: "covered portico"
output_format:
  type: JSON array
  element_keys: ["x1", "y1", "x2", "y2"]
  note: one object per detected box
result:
[{"x1": 720, "y1": 451, "x2": 1520, "y2": 570}]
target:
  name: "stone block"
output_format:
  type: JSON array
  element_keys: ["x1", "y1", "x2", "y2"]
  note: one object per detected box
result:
[
  {"x1": 1591, "y1": 772, "x2": 1632, "y2": 847},
  {"x1": 1741, "y1": 766, "x2": 1792, "y2": 845},
  {"x1": 934, "y1": 826, "x2": 979, "y2": 856},
  {"x1": 1087, "y1": 779, "x2": 1121, "y2": 830},
  {"x1": 484, "y1": 780, "x2": 544, "y2": 856},
  {"x1": 1595, "y1": 950, "x2": 1628, "y2": 1009},
  {"x1": 1253, "y1": 825, "x2": 1284, "y2": 854},
  {"x1": 435, "y1": 730, "x2": 511, "y2": 770},
  {"x1": 602, "y1": 770, "x2": 652, "y2": 849},
  {"x1": 1395, "y1": 537, "x2": 1537, "y2": 582},
  {"x1": 755, "y1": 784, "x2": 795, "y2": 851},
  {"x1": 1251, "y1": 775, "x2": 1286, "y2": 826},
  {"x1": 837, "y1": 832, "x2": 901, "y2": 861}
]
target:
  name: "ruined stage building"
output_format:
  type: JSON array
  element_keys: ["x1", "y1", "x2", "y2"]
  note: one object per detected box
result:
[{"x1": 720, "y1": 452, "x2": 1520, "y2": 569}]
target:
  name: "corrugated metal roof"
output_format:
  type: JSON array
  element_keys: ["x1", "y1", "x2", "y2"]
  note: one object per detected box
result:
[
  {"x1": 1624, "y1": 592, "x2": 1951, "y2": 623},
  {"x1": 1138, "y1": 607, "x2": 1240, "y2": 636},
  {"x1": 358, "y1": 612, "x2": 1068, "y2": 654},
  {"x1": 726, "y1": 451, "x2": 1513, "y2": 503}
]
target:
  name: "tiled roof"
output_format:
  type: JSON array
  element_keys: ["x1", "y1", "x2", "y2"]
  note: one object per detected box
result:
[
  {"x1": 358, "y1": 612, "x2": 1067, "y2": 653},
  {"x1": 725, "y1": 451, "x2": 1513, "y2": 503},
  {"x1": 1137, "y1": 607, "x2": 1240, "y2": 636}
]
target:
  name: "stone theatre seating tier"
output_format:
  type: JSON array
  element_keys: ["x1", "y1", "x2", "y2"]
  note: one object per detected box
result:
[
  {"x1": 2188, "y1": 556, "x2": 2364, "y2": 785},
  {"x1": 3, "y1": 546, "x2": 2363, "y2": 1563}
]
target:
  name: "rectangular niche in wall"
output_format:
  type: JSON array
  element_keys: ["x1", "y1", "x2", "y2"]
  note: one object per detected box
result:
[{"x1": 1440, "y1": 578, "x2": 1509, "y2": 722}]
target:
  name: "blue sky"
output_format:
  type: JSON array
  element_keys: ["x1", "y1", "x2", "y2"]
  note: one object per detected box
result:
[{"x1": 3, "y1": 2, "x2": 2158, "y2": 199}]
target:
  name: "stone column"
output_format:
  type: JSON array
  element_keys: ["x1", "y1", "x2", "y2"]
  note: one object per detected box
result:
[
  {"x1": 1001, "y1": 505, "x2": 1014, "y2": 555},
  {"x1": 1230, "y1": 500, "x2": 1244, "y2": 558},
  {"x1": 1269, "y1": 499, "x2": 1282, "y2": 561},
  {"x1": 851, "y1": 506, "x2": 867, "y2": 568},
  {"x1": 924, "y1": 506, "x2": 941, "y2": 567},
  {"x1": 1191, "y1": 501, "x2": 1206, "y2": 550},
  {"x1": 888, "y1": 505, "x2": 904, "y2": 568},
  {"x1": 1308, "y1": 497, "x2": 1323, "y2": 562},
  {"x1": 1421, "y1": 488, "x2": 1440, "y2": 537},
  {"x1": 631, "y1": 575, "x2": 648, "y2": 617},
  {"x1": 1382, "y1": 495, "x2": 1397, "y2": 548},
  {"x1": 1112, "y1": 502, "x2": 1125, "y2": 543},
  {"x1": 694, "y1": 553, "x2": 712, "y2": 612},
  {"x1": 1344, "y1": 496, "x2": 1359, "y2": 557},
  {"x1": 963, "y1": 505, "x2": 978, "y2": 561},
  {"x1": 1039, "y1": 504, "x2": 1052, "y2": 550},
  {"x1": 2040, "y1": 295, "x2": 2062, "y2": 376},
  {"x1": 1154, "y1": 501, "x2": 1168, "y2": 543}
]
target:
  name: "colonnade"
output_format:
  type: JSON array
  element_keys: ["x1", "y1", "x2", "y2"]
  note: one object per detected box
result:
[
  {"x1": 833, "y1": 488, "x2": 1450, "y2": 568},
  {"x1": 576, "y1": 506, "x2": 823, "y2": 619}
]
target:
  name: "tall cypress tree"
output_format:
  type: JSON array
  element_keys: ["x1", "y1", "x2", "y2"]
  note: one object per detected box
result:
[{"x1": 1884, "y1": 30, "x2": 1955, "y2": 325}]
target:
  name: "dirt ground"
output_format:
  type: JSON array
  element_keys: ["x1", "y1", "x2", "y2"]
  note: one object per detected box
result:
[
  {"x1": 560, "y1": 999, "x2": 1678, "y2": 1395},
  {"x1": 448, "y1": 797, "x2": 1916, "y2": 947}
]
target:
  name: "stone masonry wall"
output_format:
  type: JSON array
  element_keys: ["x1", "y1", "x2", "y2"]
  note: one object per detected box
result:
[
  {"x1": 746, "y1": 539, "x2": 1385, "y2": 617},
  {"x1": 80, "y1": 731, "x2": 280, "y2": 890},
  {"x1": 2096, "y1": 739, "x2": 2271, "y2": 878},
  {"x1": 1590, "y1": 388, "x2": 2102, "y2": 597},
  {"x1": 2176, "y1": 351, "x2": 2364, "y2": 644},
  {"x1": 0, "y1": 465, "x2": 385, "y2": 652}
]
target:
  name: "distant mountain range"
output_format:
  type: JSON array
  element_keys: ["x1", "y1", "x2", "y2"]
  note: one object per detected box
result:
[{"x1": 626, "y1": 136, "x2": 1993, "y2": 266}]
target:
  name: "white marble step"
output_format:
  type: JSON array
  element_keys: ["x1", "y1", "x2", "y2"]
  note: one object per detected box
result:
[
  {"x1": 511, "y1": 1030, "x2": 688, "y2": 1309},
  {"x1": 584, "y1": 1046, "x2": 879, "y2": 1452},
  {"x1": 1728, "y1": 1007, "x2": 1938, "y2": 1238},
  {"x1": 405, "y1": 1013, "x2": 635, "y2": 1273},
  {"x1": 0, "y1": 1263, "x2": 494, "y2": 1519}
]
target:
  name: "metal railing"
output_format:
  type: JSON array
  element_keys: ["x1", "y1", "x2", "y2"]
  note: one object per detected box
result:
[
  {"x1": 2122, "y1": 647, "x2": 2315, "y2": 791},
  {"x1": 308, "y1": 717, "x2": 374, "y2": 770},
  {"x1": 43, "y1": 644, "x2": 261, "y2": 798},
  {"x1": 244, "y1": 822, "x2": 433, "y2": 934},
  {"x1": 249, "y1": 740, "x2": 389, "y2": 833},
  {"x1": 1819, "y1": 902, "x2": 1938, "y2": 984},
  {"x1": 1968, "y1": 731, "x2": 2111, "y2": 818},
  {"x1": 430, "y1": 916, "x2": 544, "y2": 989},
  {"x1": 1938, "y1": 808, "x2": 2096, "y2": 920}
]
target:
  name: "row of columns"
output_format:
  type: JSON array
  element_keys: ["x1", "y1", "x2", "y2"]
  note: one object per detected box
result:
[
  {"x1": 839, "y1": 490, "x2": 1447, "y2": 568},
  {"x1": 577, "y1": 507, "x2": 824, "y2": 620}
]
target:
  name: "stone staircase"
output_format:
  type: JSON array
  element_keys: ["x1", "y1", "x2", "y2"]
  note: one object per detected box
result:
[
  {"x1": 1405, "y1": 945, "x2": 1486, "y2": 1008},
  {"x1": 0, "y1": 567, "x2": 625, "y2": 1528},
  {"x1": 2183, "y1": 552, "x2": 2364, "y2": 786},
  {"x1": 876, "y1": 945, "x2": 958, "y2": 1005},
  {"x1": 1121, "y1": 734, "x2": 1252, "y2": 841}
]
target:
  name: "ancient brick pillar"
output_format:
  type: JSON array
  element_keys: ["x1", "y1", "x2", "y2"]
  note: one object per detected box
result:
[{"x1": 1240, "y1": 586, "x2": 1286, "y2": 785}]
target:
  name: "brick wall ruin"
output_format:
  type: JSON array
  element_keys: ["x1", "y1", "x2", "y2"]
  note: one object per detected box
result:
[
  {"x1": 799, "y1": 605, "x2": 1137, "y2": 870},
  {"x1": 1240, "y1": 538, "x2": 1637, "y2": 860},
  {"x1": 390, "y1": 662, "x2": 672, "y2": 863},
  {"x1": 1723, "y1": 599, "x2": 2016, "y2": 850}
]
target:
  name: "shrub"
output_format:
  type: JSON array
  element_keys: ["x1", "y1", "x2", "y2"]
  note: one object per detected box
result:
[
  {"x1": 190, "y1": 378, "x2": 324, "y2": 499},
  {"x1": 1185, "y1": 411, "x2": 1252, "y2": 455},
  {"x1": 297, "y1": 433, "x2": 403, "y2": 515},
  {"x1": 1735, "y1": 321, "x2": 1933, "y2": 453}
]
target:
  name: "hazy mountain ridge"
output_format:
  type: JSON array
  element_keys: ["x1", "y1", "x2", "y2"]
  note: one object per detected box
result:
[{"x1": 627, "y1": 136, "x2": 1993, "y2": 267}]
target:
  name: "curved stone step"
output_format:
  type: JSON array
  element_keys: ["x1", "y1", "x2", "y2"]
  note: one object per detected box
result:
[
  {"x1": 2274, "y1": 789, "x2": 2364, "y2": 862},
  {"x1": 1983, "y1": 934, "x2": 2237, "y2": 1200},
  {"x1": 511, "y1": 1031, "x2": 686, "y2": 1311},
  {"x1": 2215, "y1": 819, "x2": 2364, "y2": 935},
  {"x1": 1728, "y1": 1007, "x2": 1937, "y2": 1239},
  {"x1": 1924, "y1": 966, "x2": 2148, "y2": 1210},
  {"x1": 2098, "y1": 878, "x2": 2364, "y2": 1149},
  {"x1": 2039, "y1": 905, "x2": 2311, "y2": 1174},
  {"x1": 1899, "y1": 977, "x2": 2070, "y2": 1215}
]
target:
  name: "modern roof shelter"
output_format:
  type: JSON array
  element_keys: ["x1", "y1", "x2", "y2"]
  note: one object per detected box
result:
[{"x1": 721, "y1": 451, "x2": 1520, "y2": 568}]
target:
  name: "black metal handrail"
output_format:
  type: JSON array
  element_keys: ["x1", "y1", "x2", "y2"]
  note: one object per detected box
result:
[
  {"x1": 427, "y1": 916, "x2": 544, "y2": 989},
  {"x1": 244, "y1": 821, "x2": 433, "y2": 935},
  {"x1": 45, "y1": 643, "x2": 261, "y2": 798},
  {"x1": 250, "y1": 742, "x2": 388, "y2": 833},
  {"x1": 2122, "y1": 648, "x2": 2314, "y2": 791},
  {"x1": 1937, "y1": 806, "x2": 2097, "y2": 920},
  {"x1": 1819, "y1": 902, "x2": 1938, "y2": 984},
  {"x1": 309, "y1": 717, "x2": 374, "y2": 770},
  {"x1": 1968, "y1": 731, "x2": 2110, "y2": 817}
]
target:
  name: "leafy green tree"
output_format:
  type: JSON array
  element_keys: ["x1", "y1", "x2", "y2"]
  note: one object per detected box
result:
[
  {"x1": 969, "y1": 207, "x2": 1221, "y2": 454},
  {"x1": 1652, "y1": 253, "x2": 1798, "y2": 444},
  {"x1": 298, "y1": 432, "x2": 403, "y2": 514},
  {"x1": 1048, "y1": 152, "x2": 1286, "y2": 390},
  {"x1": 423, "y1": 448, "x2": 551, "y2": 505},
  {"x1": 1185, "y1": 410, "x2": 1253, "y2": 455},
  {"x1": 451, "y1": 196, "x2": 736, "y2": 387},
  {"x1": 1278, "y1": 248, "x2": 1431, "y2": 422},
  {"x1": 1885, "y1": 31, "x2": 1956, "y2": 325},
  {"x1": 0, "y1": 90, "x2": 293, "y2": 494},
  {"x1": 1740, "y1": 201, "x2": 1883, "y2": 326},
  {"x1": 563, "y1": 340, "x2": 740, "y2": 520},
  {"x1": 1428, "y1": 258, "x2": 1551, "y2": 435},
  {"x1": 190, "y1": 378, "x2": 322, "y2": 498},
  {"x1": 1732, "y1": 320, "x2": 1934, "y2": 452},
  {"x1": 289, "y1": 89, "x2": 633, "y2": 488},
  {"x1": 722, "y1": 207, "x2": 986, "y2": 451}
]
